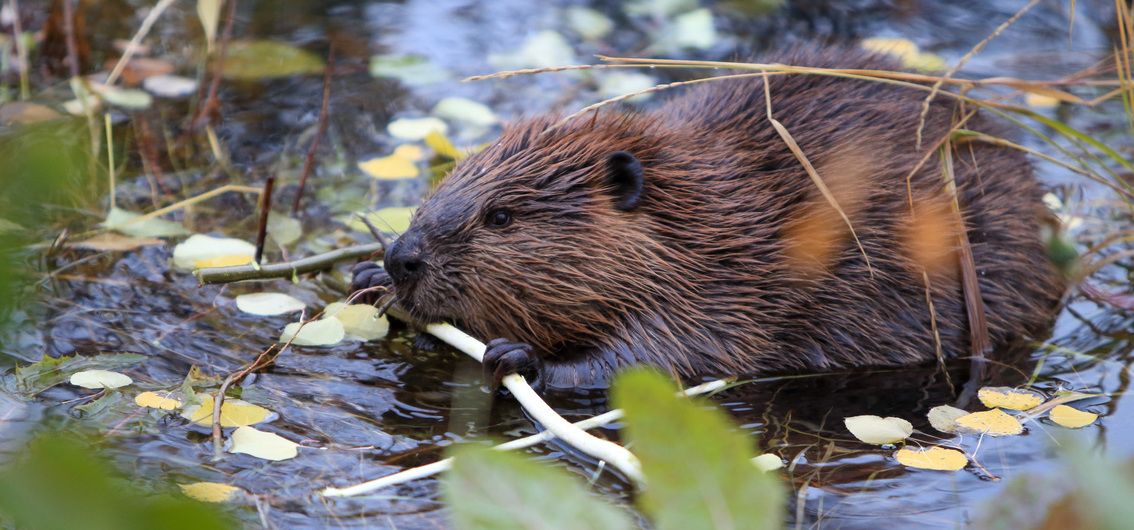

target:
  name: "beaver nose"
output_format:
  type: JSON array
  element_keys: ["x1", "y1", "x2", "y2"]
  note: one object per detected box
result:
[{"x1": 385, "y1": 235, "x2": 427, "y2": 285}]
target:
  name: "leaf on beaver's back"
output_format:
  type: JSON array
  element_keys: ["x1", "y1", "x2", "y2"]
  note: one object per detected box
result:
[
  {"x1": 844, "y1": 415, "x2": 913, "y2": 445},
  {"x1": 895, "y1": 446, "x2": 968, "y2": 471},
  {"x1": 977, "y1": 387, "x2": 1045, "y2": 411}
]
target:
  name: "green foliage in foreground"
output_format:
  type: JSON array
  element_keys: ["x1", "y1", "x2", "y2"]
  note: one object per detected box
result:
[
  {"x1": 445, "y1": 370, "x2": 784, "y2": 530},
  {"x1": 0, "y1": 433, "x2": 235, "y2": 530}
]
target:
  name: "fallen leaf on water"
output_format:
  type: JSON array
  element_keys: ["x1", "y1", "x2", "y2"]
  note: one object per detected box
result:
[
  {"x1": 844, "y1": 415, "x2": 913, "y2": 445},
  {"x1": 143, "y1": 74, "x2": 198, "y2": 98},
  {"x1": 388, "y1": 117, "x2": 448, "y2": 141},
  {"x1": 228, "y1": 426, "x2": 299, "y2": 461},
  {"x1": 861, "y1": 37, "x2": 946, "y2": 72},
  {"x1": 954, "y1": 408, "x2": 1024, "y2": 436},
  {"x1": 1025, "y1": 93, "x2": 1060, "y2": 109},
  {"x1": 107, "y1": 57, "x2": 175, "y2": 85},
  {"x1": 1049, "y1": 405, "x2": 1098, "y2": 429},
  {"x1": 432, "y1": 97, "x2": 498, "y2": 127},
  {"x1": 134, "y1": 391, "x2": 182, "y2": 410},
  {"x1": 358, "y1": 147, "x2": 420, "y2": 180},
  {"x1": 172, "y1": 234, "x2": 256, "y2": 270},
  {"x1": 369, "y1": 54, "x2": 451, "y2": 86},
  {"x1": 103, "y1": 207, "x2": 190, "y2": 238},
  {"x1": 348, "y1": 207, "x2": 418, "y2": 235},
  {"x1": 671, "y1": 8, "x2": 717, "y2": 50},
  {"x1": 179, "y1": 482, "x2": 243, "y2": 503},
  {"x1": 71, "y1": 233, "x2": 164, "y2": 252},
  {"x1": 566, "y1": 6, "x2": 613, "y2": 40},
  {"x1": 235, "y1": 292, "x2": 305, "y2": 316},
  {"x1": 331, "y1": 304, "x2": 390, "y2": 341},
  {"x1": 279, "y1": 317, "x2": 345, "y2": 347},
  {"x1": 978, "y1": 386, "x2": 1045, "y2": 411},
  {"x1": 181, "y1": 395, "x2": 277, "y2": 427},
  {"x1": 752, "y1": 453, "x2": 783, "y2": 472},
  {"x1": 895, "y1": 446, "x2": 968, "y2": 471},
  {"x1": 89, "y1": 82, "x2": 153, "y2": 109},
  {"x1": 266, "y1": 212, "x2": 302, "y2": 246},
  {"x1": 70, "y1": 370, "x2": 133, "y2": 389},
  {"x1": 598, "y1": 71, "x2": 657, "y2": 101},
  {"x1": 489, "y1": 30, "x2": 576, "y2": 70},
  {"x1": 425, "y1": 130, "x2": 464, "y2": 160},
  {"x1": 927, "y1": 404, "x2": 969, "y2": 434}
]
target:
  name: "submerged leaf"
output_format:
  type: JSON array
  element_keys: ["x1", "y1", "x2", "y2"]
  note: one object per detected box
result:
[
  {"x1": 71, "y1": 233, "x2": 163, "y2": 252},
  {"x1": 369, "y1": 54, "x2": 450, "y2": 86},
  {"x1": 1049, "y1": 405, "x2": 1098, "y2": 429},
  {"x1": 69, "y1": 370, "x2": 133, "y2": 390},
  {"x1": 895, "y1": 446, "x2": 968, "y2": 471},
  {"x1": 489, "y1": 30, "x2": 576, "y2": 69},
  {"x1": 431, "y1": 97, "x2": 498, "y2": 127},
  {"x1": 954, "y1": 409, "x2": 1024, "y2": 436},
  {"x1": 844, "y1": 415, "x2": 913, "y2": 445},
  {"x1": 103, "y1": 207, "x2": 190, "y2": 238},
  {"x1": 179, "y1": 482, "x2": 243, "y2": 503},
  {"x1": 978, "y1": 387, "x2": 1045, "y2": 411},
  {"x1": 358, "y1": 152, "x2": 419, "y2": 180},
  {"x1": 235, "y1": 292, "x2": 305, "y2": 316},
  {"x1": 445, "y1": 444, "x2": 633, "y2": 530},
  {"x1": 228, "y1": 426, "x2": 299, "y2": 461},
  {"x1": 143, "y1": 74, "x2": 199, "y2": 98}
]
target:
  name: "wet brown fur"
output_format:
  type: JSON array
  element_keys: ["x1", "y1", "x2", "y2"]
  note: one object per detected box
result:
[{"x1": 392, "y1": 48, "x2": 1067, "y2": 389}]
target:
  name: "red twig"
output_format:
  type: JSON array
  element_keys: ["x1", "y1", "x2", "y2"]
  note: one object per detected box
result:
[
  {"x1": 291, "y1": 43, "x2": 334, "y2": 216},
  {"x1": 253, "y1": 176, "x2": 276, "y2": 264}
]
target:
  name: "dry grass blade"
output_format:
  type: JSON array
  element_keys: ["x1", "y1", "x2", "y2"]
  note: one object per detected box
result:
[
  {"x1": 120, "y1": 184, "x2": 261, "y2": 228},
  {"x1": 106, "y1": 0, "x2": 178, "y2": 86},
  {"x1": 762, "y1": 73, "x2": 873, "y2": 277},
  {"x1": 938, "y1": 142, "x2": 990, "y2": 375},
  {"x1": 915, "y1": 0, "x2": 1043, "y2": 149}
]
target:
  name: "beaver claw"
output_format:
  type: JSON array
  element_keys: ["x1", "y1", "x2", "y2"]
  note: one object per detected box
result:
[
  {"x1": 484, "y1": 338, "x2": 542, "y2": 390},
  {"x1": 350, "y1": 261, "x2": 392, "y2": 305}
]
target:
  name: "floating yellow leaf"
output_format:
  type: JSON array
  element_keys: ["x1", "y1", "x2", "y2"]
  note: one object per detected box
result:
[
  {"x1": 752, "y1": 453, "x2": 783, "y2": 472},
  {"x1": 181, "y1": 395, "x2": 276, "y2": 427},
  {"x1": 844, "y1": 415, "x2": 913, "y2": 445},
  {"x1": 1049, "y1": 405, "x2": 1098, "y2": 429},
  {"x1": 279, "y1": 317, "x2": 346, "y2": 347},
  {"x1": 358, "y1": 153, "x2": 419, "y2": 180},
  {"x1": 927, "y1": 404, "x2": 968, "y2": 434},
  {"x1": 387, "y1": 117, "x2": 448, "y2": 140},
  {"x1": 179, "y1": 481, "x2": 242, "y2": 503},
  {"x1": 194, "y1": 255, "x2": 255, "y2": 268},
  {"x1": 70, "y1": 370, "x2": 133, "y2": 389},
  {"x1": 861, "y1": 37, "x2": 946, "y2": 72},
  {"x1": 895, "y1": 446, "x2": 968, "y2": 471},
  {"x1": 1025, "y1": 93, "x2": 1060, "y2": 109},
  {"x1": 331, "y1": 304, "x2": 390, "y2": 341},
  {"x1": 235, "y1": 292, "x2": 306, "y2": 316},
  {"x1": 393, "y1": 144, "x2": 425, "y2": 160},
  {"x1": 954, "y1": 408, "x2": 1023, "y2": 436},
  {"x1": 425, "y1": 130, "x2": 464, "y2": 160},
  {"x1": 977, "y1": 387, "x2": 1045, "y2": 411},
  {"x1": 134, "y1": 391, "x2": 182, "y2": 410},
  {"x1": 228, "y1": 426, "x2": 299, "y2": 461},
  {"x1": 172, "y1": 234, "x2": 256, "y2": 270}
]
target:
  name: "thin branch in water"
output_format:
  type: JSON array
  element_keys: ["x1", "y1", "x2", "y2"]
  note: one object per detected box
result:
[
  {"x1": 292, "y1": 43, "x2": 334, "y2": 215},
  {"x1": 194, "y1": 242, "x2": 384, "y2": 284},
  {"x1": 104, "y1": 0, "x2": 177, "y2": 86},
  {"x1": 253, "y1": 176, "x2": 276, "y2": 264},
  {"x1": 914, "y1": 0, "x2": 1042, "y2": 149}
]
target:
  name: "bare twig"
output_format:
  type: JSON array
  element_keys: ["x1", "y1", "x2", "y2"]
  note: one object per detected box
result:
[
  {"x1": 105, "y1": 0, "x2": 177, "y2": 86},
  {"x1": 292, "y1": 43, "x2": 334, "y2": 215},
  {"x1": 195, "y1": 242, "x2": 384, "y2": 284},
  {"x1": 254, "y1": 176, "x2": 276, "y2": 264},
  {"x1": 211, "y1": 344, "x2": 279, "y2": 459}
]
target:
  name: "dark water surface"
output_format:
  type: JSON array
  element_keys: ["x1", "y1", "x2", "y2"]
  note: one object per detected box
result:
[{"x1": 2, "y1": 0, "x2": 1132, "y2": 528}]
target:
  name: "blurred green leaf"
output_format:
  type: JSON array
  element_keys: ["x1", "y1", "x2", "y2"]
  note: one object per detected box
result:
[
  {"x1": 613, "y1": 370, "x2": 783, "y2": 530},
  {"x1": 0, "y1": 432, "x2": 235, "y2": 530},
  {"x1": 444, "y1": 444, "x2": 634, "y2": 530},
  {"x1": 220, "y1": 40, "x2": 325, "y2": 80}
]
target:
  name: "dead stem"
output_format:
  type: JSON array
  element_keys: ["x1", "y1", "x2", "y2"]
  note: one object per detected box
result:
[
  {"x1": 254, "y1": 176, "x2": 276, "y2": 264},
  {"x1": 292, "y1": 43, "x2": 334, "y2": 215}
]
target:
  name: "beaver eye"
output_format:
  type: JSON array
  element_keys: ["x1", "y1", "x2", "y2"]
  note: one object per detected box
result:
[{"x1": 486, "y1": 209, "x2": 512, "y2": 228}]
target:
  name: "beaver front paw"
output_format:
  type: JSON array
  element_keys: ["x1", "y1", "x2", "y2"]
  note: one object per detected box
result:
[
  {"x1": 484, "y1": 338, "x2": 542, "y2": 390},
  {"x1": 350, "y1": 261, "x2": 392, "y2": 305}
]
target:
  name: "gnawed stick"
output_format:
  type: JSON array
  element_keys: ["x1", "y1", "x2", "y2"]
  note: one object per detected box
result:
[
  {"x1": 194, "y1": 242, "x2": 383, "y2": 284},
  {"x1": 322, "y1": 379, "x2": 731, "y2": 497}
]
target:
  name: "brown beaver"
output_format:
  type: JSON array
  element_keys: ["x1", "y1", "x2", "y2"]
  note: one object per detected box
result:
[{"x1": 352, "y1": 47, "x2": 1067, "y2": 391}]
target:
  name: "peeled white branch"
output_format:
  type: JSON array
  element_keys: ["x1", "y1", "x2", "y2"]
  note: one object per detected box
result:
[{"x1": 321, "y1": 377, "x2": 730, "y2": 498}]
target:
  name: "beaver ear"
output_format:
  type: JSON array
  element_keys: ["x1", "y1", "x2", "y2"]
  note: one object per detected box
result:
[{"x1": 605, "y1": 151, "x2": 644, "y2": 211}]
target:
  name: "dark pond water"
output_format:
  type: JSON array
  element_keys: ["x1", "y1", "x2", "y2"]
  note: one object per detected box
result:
[{"x1": 2, "y1": 0, "x2": 1133, "y2": 528}]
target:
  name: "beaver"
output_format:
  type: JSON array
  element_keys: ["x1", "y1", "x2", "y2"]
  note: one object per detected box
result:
[{"x1": 352, "y1": 47, "x2": 1067, "y2": 391}]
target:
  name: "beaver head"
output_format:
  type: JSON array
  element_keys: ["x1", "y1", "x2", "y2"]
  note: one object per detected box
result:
[{"x1": 383, "y1": 113, "x2": 696, "y2": 353}]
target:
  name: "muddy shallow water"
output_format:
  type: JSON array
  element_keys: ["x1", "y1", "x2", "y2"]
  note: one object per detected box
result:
[{"x1": 2, "y1": 0, "x2": 1133, "y2": 528}]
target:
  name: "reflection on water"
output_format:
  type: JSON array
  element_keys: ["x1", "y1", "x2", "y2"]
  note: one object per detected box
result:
[{"x1": 2, "y1": 0, "x2": 1132, "y2": 528}]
